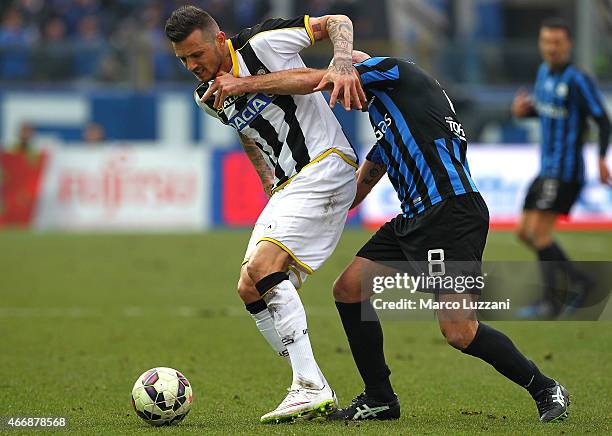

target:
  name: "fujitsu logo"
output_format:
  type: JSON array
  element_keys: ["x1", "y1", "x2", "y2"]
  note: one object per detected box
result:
[{"x1": 57, "y1": 153, "x2": 198, "y2": 214}]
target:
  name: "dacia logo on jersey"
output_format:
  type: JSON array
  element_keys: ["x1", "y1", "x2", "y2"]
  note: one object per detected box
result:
[
  {"x1": 445, "y1": 116, "x2": 466, "y2": 140},
  {"x1": 374, "y1": 112, "x2": 392, "y2": 140},
  {"x1": 221, "y1": 94, "x2": 245, "y2": 112},
  {"x1": 228, "y1": 93, "x2": 275, "y2": 131}
]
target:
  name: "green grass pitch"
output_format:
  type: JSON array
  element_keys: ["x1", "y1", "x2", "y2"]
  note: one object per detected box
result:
[{"x1": 0, "y1": 229, "x2": 610, "y2": 435}]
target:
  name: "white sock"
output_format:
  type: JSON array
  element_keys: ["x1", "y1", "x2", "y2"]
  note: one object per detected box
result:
[
  {"x1": 250, "y1": 307, "x2": 290, "y2": 361},
  {"x1": 263, "y1": 279, "x2": 324, "y2": 389},
  {"x1": 251, "y1": 307, "x2": 329, "y2": 386}
]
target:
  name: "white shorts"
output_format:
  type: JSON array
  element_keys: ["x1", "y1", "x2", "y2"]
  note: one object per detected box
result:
[{"x1": 243, "y1": 149, "x2": 357, "y2": 289}]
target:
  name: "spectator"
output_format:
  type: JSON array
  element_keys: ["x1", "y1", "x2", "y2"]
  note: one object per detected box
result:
[
  {"x1": 61, "y1": 0, "x2": 101, "y2": 36},
  {"x1": 15, "y1": 0, "x2": 48, "y2": 31},
  {"x1": 73, "y1": 15, "x2": 105, "y2": 78},
  {"x1": 32, "y1": 16, "x2": 72, "y2": 81},
  {"x1": 234, "y1": 0, "x2": 270, "y2": 31},
  {"x1": 10, "y1": 122, "x2": 40, "y2": 159},
  {"x1": 12, "y1": 122, "x2": 35, "y2": 154},
  {"x1": 82, "y1": 122, "x2": 106, "y2": 144},
  {"x1": 0, "y1": 8, "x2": 35, "y2": 79}
]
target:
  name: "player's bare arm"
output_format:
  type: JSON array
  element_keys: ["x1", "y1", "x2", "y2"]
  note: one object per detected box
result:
[
  {"x1": 239, "y1": 133, "x2": 274, "y2": 197},
  {"x1": 202, "y1": 66, "x2": 366, "y2": 110},
  {"x1": 350, "y1": 160, "x2": 386, "y2": 209},
  {"x1": 599, "y1": 158, "x2": 611, "y2": 185},
  {"x1": 202, "y1": 69, "x2": 326, "y2": 109},
  {"x1": 595, "y1": 114, "x2": 611, "y2": 185},
  {"x1": 308, "y1": 15, "x2": 367, "y2": 110}
]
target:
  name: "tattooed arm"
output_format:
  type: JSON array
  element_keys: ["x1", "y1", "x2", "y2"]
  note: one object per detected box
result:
[
  {"x1": 351, "y1": 160, "x2": 386, "y2": 209},
  {"x1": 201, "y1": 69, "x2": 327, "y2": 109},
  {"x1": 308, "y1": 15, "x2": 366, "y2": 111},
  {"x1": 239, "y1": 133, "x2": 275, "y2": 197}
]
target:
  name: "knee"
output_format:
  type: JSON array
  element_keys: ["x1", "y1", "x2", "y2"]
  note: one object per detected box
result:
[
  {"x1": 237, "y1": 273, "x2": 260, "y2": 304},
  {"x1": 332, "y1": 274, "x2": 361, "y2": 303},
  {"x1": 246, "y1": 251, "x2": 290, "y2": 285},
  {"x1": 246, "y1": 257, "x2": 268, "y2": 284},
  {"x1": 531, "y1": 233, "x2": 553, "y2": 250},
  {"x1": 515, "y1": 227, "x2": 532, "y2": 247},
  {"x1": 440, "y1": 322, "x2": 478, "y2": 350},
  {"x1": 332, "y1": 276, "x2": 347, "y2": 301}
]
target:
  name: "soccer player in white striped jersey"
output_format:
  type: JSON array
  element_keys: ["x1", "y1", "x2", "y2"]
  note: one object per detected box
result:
[{"x1": 165, "y1": 6, "x2": 366, "y2": 423}]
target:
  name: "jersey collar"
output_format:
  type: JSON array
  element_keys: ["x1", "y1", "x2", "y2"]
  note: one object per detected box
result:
[{"x1": 227, "y1": 39, "x2": 239, "y2": 77}]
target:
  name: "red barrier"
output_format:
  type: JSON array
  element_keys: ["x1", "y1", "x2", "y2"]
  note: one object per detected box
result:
[
  {"x1": 0, "y1": 151, "x2": 47, "y2": 227},
  {"x1": 221, "y1": 151, "x2": 268, "y2": 226},
  {"x1": 220, "y1": 151, "x2": 360, "y2": 227},
  {"x1": 365, "y1": 218, "x2": 612, "y2": 231}
]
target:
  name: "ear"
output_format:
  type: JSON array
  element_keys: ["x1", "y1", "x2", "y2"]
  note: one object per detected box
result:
[{"x1": 216, "y1": 31, "x2": 226, "y2": 46}]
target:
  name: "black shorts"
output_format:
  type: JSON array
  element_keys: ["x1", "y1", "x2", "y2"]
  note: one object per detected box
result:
[
  {"x1": 523, "y1": 177, "x2": 582, "y2": 215},
  {"x1": 357, "y1": 192, "x2": 489, "y2": 263}
]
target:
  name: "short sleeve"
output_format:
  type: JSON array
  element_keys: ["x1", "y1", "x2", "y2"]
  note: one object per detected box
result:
[
  {"x1": 232, "y1": 16, "x2": 313, "y2": 63},
  {"x1": 256, "y1": 16, "x2": 313, "y2": 56},
  {"x1": 366, "y1": 143, "x2": 385, "y2": 164},
  {"x1": 355, "y1": 57, "x2": 400, "y2": 90},
  {"x1": 574, "y1": 71, "x2": 606, "y2": 118},
  {"x1": 229, "y1": 16, "x2": 315, "y2": 73}
]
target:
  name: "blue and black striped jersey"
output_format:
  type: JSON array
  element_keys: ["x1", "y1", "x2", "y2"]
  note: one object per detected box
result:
[
  {"x1": 533, "y1": 62, "x2": 610, "y2": 183},
  {"x1": 357, "y1": 57, "x2": 477, "y2": 218}
]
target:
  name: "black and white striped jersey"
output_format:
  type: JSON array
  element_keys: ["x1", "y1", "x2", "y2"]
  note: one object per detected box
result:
[{"x1": 194, "y1": 15, "x2": 357, "y2": 191}]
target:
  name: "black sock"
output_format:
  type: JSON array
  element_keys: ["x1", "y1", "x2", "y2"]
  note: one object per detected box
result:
[
  {"x1": 335, "y1": 300, "x2": 395, "y2": 402},
  {"x1": 462, "y1": 323, "x2": 555, "y2": 397},
  {"x1": 537, "y1": 244, "x2": 561, "y2": 306},
  {"x1": 539, "y1": 241, "x2": 587, "y2": 282},
  {"x1": 538, "y1": 241, "x2": 590, "y2": 310}
]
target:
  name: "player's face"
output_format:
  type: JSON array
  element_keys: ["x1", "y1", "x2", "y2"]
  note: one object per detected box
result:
[
  {"x1": 538, "y1": 27, "x2": 571, "y2": 68},
  {"x1": 172, "y1": 29, "x2": 226, "y2": 82}
]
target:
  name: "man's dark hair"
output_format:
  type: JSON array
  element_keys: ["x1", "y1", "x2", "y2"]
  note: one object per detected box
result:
[
  {"x1": 165, "y1": 5, "x2": 218, "y2": 43},
  {"x1": 541, "y1": 18, "x2": 572, "y2": 39}
]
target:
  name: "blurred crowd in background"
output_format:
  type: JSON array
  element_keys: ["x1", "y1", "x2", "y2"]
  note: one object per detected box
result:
[
  {"x1": 1, "y1": 0, "x2": 611, "y2": 85},
  {"x1": 0, "y1": 0, "x2": 611, "y2": 150},
  {"x1": 0, "y1": 0, "x2": 386, "y2": 83},
  {"x1": 0, "y1": 1, "x2": 610, "y2": 229}
]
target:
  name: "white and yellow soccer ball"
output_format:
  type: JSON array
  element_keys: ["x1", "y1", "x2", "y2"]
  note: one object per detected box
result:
[{"x1": 131, "y1": 367, "x2": 193, "y2": 426}]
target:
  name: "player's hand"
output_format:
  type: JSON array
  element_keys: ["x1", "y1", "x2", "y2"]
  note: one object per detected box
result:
[
  {"x1": 511, "y1": 88, "x2": 534, "y2": 118},
  {"x1": 200, "y1": 72, "x2": 245, "y2": 110},
  {"x1": 314, "y1": 61, "x2": 366, "y2": 111},
  {"x1": 599, "y1": 157, "x2": 611, "y2": 185}
]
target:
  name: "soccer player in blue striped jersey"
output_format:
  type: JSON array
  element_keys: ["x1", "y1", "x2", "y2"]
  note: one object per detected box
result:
[
  {"x1": 205, "y1": 50, "x2": 570, "y2": 423},
  {"x1": 512, "y1": 18, "x2": 610, "y2": 319}
]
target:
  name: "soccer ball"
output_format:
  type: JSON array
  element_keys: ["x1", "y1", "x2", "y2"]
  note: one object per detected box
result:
[{"x1": 131, "y1": 367, "x2": 193, "y2": 426}]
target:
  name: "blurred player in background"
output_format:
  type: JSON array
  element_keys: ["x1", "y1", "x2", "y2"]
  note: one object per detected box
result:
[
  {"x1": 12, "y1": 123, "x2": 35, "y2": 155},
  {"x1": 511, "y1": 19, "x2": 611, "y2": 319},
  {"x1": 203, "y1": 50, "x2": 572, "y2": 423},
  {"x1": 165, "y1": 5, "x2": 364, "y2": 423}
]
